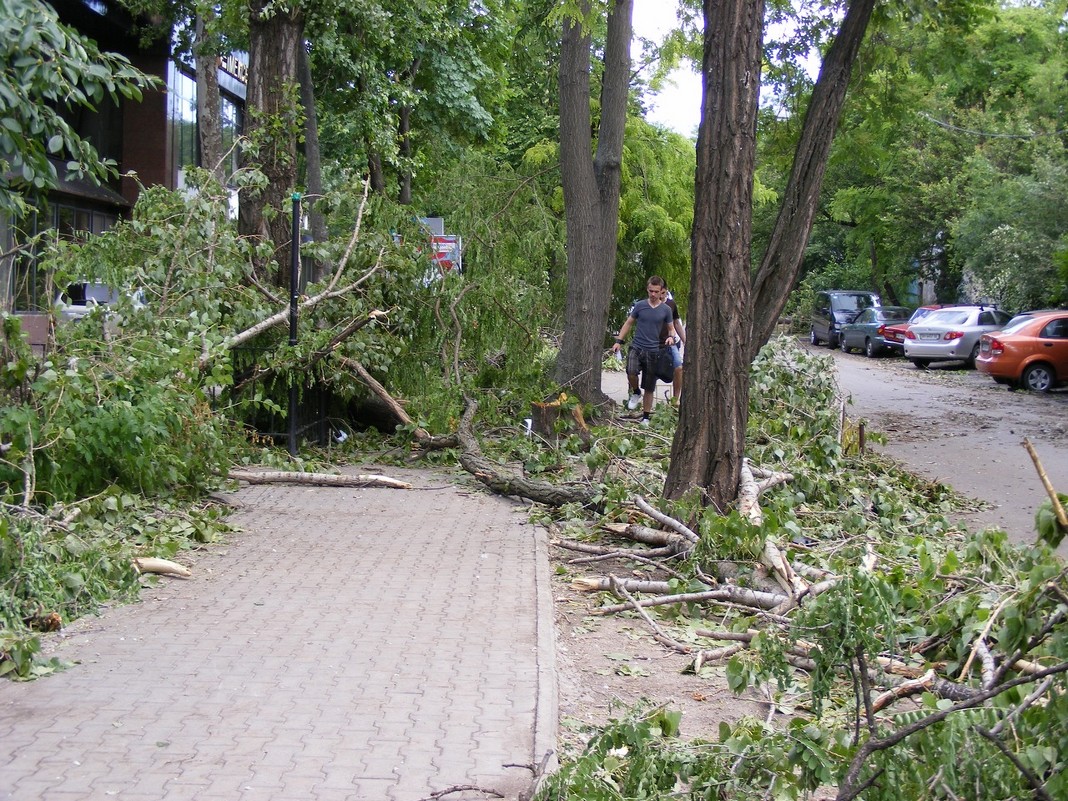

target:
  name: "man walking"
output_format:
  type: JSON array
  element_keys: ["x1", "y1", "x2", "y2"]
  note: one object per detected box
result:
[{"x1": 610, "y1": 275, "x2": 680, "y2": 425}]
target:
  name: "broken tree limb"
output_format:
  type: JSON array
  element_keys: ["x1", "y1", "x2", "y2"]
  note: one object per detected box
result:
[
  {"x1": 737, "y1": 460, "x2": 763, "y2": 524},
  {"x1": 228, "y1": 469, "x2": 412, "y2": 489},
  {"x1": 601, "y1": 522, "x2": 692, "y2": 554},
  {"x1": 572, "y1": 577, "x2": 674, "y2": 594},
  {"x1": 634, "y1": 497, "x2": 699, "y2": 543},
  {"x1": 335, "y1": 356, "x2": 459, "y2": 452},
  {"x1": 456, "y1": 398, "x2": 599, "y2": 508},
  {"x1": 737, "y1": 459, "x2": 807, "y2": 598},
  {"x1": 610, "y1": 575, "x2": 693, "y2": 654},
  {"x1": 200, "y1": 260, "x2": 383, "y2": 370},
  {"x1": 233, "y1": 310, "x2": 389, "y2": 393},
  {"x1": 592, "y1": 586, "x2": 788, "y2": 615},
  {"x1": 557, "y1": 540, "x2": 674, "y2": 558},
  {"x1": 566, "y1": 552, "x2": 691, "y2": 580},
  {"x1": 1024, "y1": 437, "x2": 1068, "y2": 529}
]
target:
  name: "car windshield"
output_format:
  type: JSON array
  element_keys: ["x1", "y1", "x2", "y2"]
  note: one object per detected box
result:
[
  {"x1": 879, "y1": 308, "x2": 911, "y2": 322},
  {"x1": 835, "y1": 294, "x2": 875, "y2": 312},
  {"x1": 923, "y1": 309, "x2": 972, "y2": 326}
]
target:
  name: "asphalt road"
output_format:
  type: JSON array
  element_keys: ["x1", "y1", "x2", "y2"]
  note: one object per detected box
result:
[{"x1": 821, "y1": 343, "x2": 1068, "y2": 554}]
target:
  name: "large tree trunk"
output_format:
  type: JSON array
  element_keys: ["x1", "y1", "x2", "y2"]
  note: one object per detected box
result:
[
  {"x1": 663, "y1": 0, "x2": 765, "y2": 507},
  {"x1": 194, "y1": 14, "x2": 224, "y2": 183},
  {"x1": 748, "y1": 0, "x2": 878, "y2": 357},
  {"x1": 666, "y1": 0, "x2": 877, "y2": 507},
  {"x1": 552, "y1": 0, "x2": 633, "y2": 407},
  {"x1": 239, "y1": 1, "x2": 304, "y2": 288}
]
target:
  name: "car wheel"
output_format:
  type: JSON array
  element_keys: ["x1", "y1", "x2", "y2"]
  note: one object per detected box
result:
[
  {"x1": 1021, "y1": 363, "x2": 1054, "y2": 392},
  {"x1": 965, "y1": 343, "x2": 980, "y2": 369},
  {"x1": 864, "y1": 339, "x2": 877, "y2": 358},
  {"x1": 911, "y1": 358, "x2": 931, "y2": 369},
  {"x1": 810, "y1": 328, "x2": 819, "y2": 346},
  {"x1": 840, "y1": 335, "x2": 850, "y2": 353}
]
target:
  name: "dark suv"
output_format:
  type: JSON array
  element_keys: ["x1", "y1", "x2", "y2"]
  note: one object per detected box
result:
[{"x1": 809, "y1": 290, "x2": 881, "y2": 349}]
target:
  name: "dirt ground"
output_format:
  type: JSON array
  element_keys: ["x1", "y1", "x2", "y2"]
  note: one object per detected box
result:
[{"x1": 549, "y1": 550, "x2": 770, "y2": 753}]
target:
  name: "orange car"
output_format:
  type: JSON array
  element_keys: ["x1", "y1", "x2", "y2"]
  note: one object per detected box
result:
[{"x1": 976, "y1": 310, "x2": 1068, "y2": 391}]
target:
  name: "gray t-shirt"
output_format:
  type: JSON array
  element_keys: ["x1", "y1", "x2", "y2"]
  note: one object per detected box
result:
[{"x1": 628, "y1": 300, "x2": 675, "y2": 350}]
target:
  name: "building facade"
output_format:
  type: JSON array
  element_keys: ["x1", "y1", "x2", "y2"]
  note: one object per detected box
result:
[{"x1": 1, "y1": 0, "x2": 246, "y2": 314}]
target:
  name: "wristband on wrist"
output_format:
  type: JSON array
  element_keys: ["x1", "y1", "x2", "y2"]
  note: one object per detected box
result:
[{"x1": 615, "y1": 337, "x2": 624, "y2": 344}]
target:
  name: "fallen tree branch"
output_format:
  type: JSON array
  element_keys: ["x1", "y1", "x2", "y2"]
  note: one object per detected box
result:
[
  {"x1": 610, "y1": 575, "x2": 693, "y2": 654},
  {"x1": 1024, "y1": 437, "x2": 1068, "y2": 529},
  {"x1": 634, "y1": 497, "x2": 699, "y2": 543},
  {"x1": 566, "y1": 551, "x2": 690, "y2": 580},
  {"x1": 232, "y1": 310, "x2": 389, "y2": 393},
  {"x1": 573, "y1": 577, "x2": 674, "y2": 594},
  {"x1": 228, "y1": 469, "x2": 412, "y2": 489},
  {"x1": 974, "y1": 725, "x2": 1054, "y2": 801},
  {"x1": 456, "y1": 398, "x2": 598, "y2": 508},
  {"x1": 601, "y1": 522, "x2": 693, "y2": 554},
  {"x1": 836, "y1": 661, "x2": 1068, "y2": 801},
  {"x1": 202, "y1": 259, "x2": 383, "y2": 369},
  {"x1": 592, "y1": 586, "x2": 788, "y2": 615}
]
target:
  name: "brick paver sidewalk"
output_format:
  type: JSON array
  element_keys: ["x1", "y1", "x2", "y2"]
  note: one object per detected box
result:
[{"x1": 0, "y1": 467, "x2": 556, "y2": 800}]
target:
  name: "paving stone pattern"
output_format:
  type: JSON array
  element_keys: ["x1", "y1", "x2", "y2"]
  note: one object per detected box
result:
[{"x1": 0, "y1": 467, "x2": 555, "y2": 801}]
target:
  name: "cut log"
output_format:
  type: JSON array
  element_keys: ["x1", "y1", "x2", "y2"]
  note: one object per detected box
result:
[
  {"x1": 601, "y1": 522, "x2": 692, "y2": 554},
  {"x1": 133, "y1": 557, "x2": 192, "y2": 578}
]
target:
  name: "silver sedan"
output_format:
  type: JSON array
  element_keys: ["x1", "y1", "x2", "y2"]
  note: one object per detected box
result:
[{"x1": 903, "y1": 305, "x2": 1013, "y2": 368}]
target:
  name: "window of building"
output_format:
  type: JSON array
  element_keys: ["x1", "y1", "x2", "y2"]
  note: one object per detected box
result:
[
  {"x1": 5, "y1": 203, "x2": 119, "y2": 311},
  {"x1": 167, "y1": 62, "x2": 199, "y2": 190}
]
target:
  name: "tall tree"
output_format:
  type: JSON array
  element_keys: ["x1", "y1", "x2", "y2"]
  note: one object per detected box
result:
[
  {"x1": 665, "y1": 0, "x2": 876, "y2": 506},
  {"x1": 552, "y1": 0, "x2": 633, "y2": 405}
]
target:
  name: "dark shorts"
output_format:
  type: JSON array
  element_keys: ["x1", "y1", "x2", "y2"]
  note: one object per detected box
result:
[{"x1": 626, "y1": 347, "x2": 663, "y2": 392}]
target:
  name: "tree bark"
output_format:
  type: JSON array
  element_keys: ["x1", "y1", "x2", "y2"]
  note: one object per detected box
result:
[
  {"x1": 552, "y1": 0, "x2": 633, "y2": 407},
  {"x1": 194, "y1": 13, "x2": 224, "y2": 183},
  {"x1": 663, "y1": 0, "x2": 764, "y2": 507},
  {"x1": 749, "y1": 0, "x2": 878, "y2": 357},
  {"x1": 239, "y1": 1, "x2": 304, "y2": 288}
]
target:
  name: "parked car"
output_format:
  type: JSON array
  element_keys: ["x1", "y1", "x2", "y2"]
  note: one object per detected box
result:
[
  {"x1": 903, "y1": 305, "x2": 1013, "y2": 368},
  {"x1": 881, "y1": 304, "x2": 954, "y2": 353},
  {"x1": 809, "y1": 290, "x2": 881, "y2": 349},
  {"x1": 976, "y1": 310, "x2": 1068, "y2": 391},
  {"x1": 839, "y1": 306, "x2": 913, "y2": 357},
  {"x1": 55, "y1": 281, "x2": 145, "y2": 323}
]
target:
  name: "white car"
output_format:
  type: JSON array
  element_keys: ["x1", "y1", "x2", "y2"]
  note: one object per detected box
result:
[
  {"x1": 903, "y1": 305, "x2": 1013, "y2": 368},
  {"x1": 55, "y1": 281, "x2": 145, "y2": 323}
]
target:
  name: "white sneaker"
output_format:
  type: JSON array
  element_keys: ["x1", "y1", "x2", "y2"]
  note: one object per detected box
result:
[
  {"x1": 639, "y1": 416, "x2": 650, "y2": 426},
  {"x1": 626, "y1": 393, "x2": 642, "y2": 410}
]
